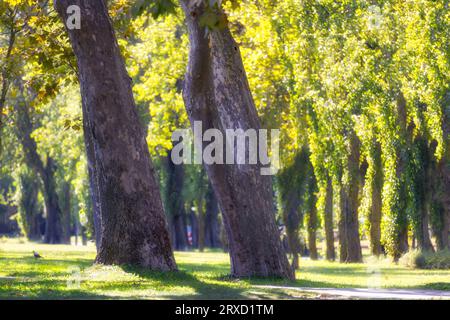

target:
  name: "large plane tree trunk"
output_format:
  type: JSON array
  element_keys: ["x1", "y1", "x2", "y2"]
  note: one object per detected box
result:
[
  {"x1": 55, "y1": 0, "x2": 176, "y2": 270},
  {"x1": 180, "y1": 1, "x2": 293, "y2": 279}
]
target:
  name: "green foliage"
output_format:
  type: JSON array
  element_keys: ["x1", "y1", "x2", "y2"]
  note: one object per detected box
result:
[
  {"x1": 131, "y1": 0, "x2": 177, "y2": 19},
  {"x1": 400, "y1": 250, "x2": 450, "y2": 270}
]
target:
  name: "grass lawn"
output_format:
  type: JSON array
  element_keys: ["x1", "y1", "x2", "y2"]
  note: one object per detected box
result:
[{"x1": 0, "y1": 238, "x2": 449, "y2": 299}]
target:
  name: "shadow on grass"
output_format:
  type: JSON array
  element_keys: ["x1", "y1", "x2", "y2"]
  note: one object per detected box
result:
[
  {"x1": 120, "y1": 265, "x2": 247, "y2": 300},
  {"x1": 0, "y1": 256, "x2": 249, "y2": 299}
]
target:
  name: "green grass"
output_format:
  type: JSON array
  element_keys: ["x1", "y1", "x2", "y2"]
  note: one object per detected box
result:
[{"x1": 0, "y1": 238, "x2": 449, "y2": 299}]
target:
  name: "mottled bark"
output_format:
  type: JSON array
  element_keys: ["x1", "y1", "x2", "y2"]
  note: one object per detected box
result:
[
  {"x1": 55, "y1": 0, "x2": 176, "y2": 270},
  {"x1": 324, "y1": 176, "x2": 335, "y2": 261},
  {"x1": 86, "y1": 123, "x2": 101, "y2": 249},
  {"x1": 180, "y1": 1, "x2": 293, "y2": 279}
]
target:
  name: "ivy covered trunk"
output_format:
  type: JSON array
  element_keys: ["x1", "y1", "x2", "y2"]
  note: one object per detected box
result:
[
  {"x1": 181, "y1": 0, "x2": 293, "y2": 279},
  {"x1": 383, "y1": 93, "x2": 410, "y2": 260},
  {"x1": 18, "y1": 172, "x2": 42, "y2": 241},
  {"x1": 55, "y1": 0, "x2": 176, "y2": 270},
  {"x1": 324, "y1": 176, "x2": 335, "y2": 261},
  {"x1": 369, "y1": 142, "x2": 383, "y2": 256},
  {"x1": 339, "y1": 132, "x2": 362, "y2": 263}
]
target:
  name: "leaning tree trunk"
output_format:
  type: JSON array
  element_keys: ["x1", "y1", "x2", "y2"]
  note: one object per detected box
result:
[
  {"x1": 55, "y1": 0, "x2": 176, "y2": 270},
  {"x1": 324, "y1": 176, "x2": 335, "y2": 261},
  {"x1": 180, "y1": 0, "x2": 293, "y2": 279},
  {"x1": 15, "y1": 87, "x2": 63, "y2": 244}
]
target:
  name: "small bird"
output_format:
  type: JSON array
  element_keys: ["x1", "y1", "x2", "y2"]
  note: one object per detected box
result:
[{"x1": 33, "y1": 251, "x2": 43, "y2": 259}]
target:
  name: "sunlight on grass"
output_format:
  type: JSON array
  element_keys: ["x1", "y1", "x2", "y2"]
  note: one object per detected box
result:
[{"x1": 0, "y1": 238, "x2": 449, "y2": 299}]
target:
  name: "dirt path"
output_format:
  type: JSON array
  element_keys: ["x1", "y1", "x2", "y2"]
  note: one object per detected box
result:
[{"x1": 255, "y1": 285, "x2": 450, "y2": 300}]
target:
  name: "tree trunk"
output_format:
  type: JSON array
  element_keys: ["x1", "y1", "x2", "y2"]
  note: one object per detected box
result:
[
  {"x1": 166, "y1": 151, "x2": 188, "y2": 251},
  {"x1": 412, "y1": 137, "x2": 434, "y2": 252},
  {"x1": 285, "y1": 227, "x2": 300, "y2": 269},
  {"x1": 14, "y1": 87, "x2": 63, "y2": 244},
  {"x1": 339, "y1": 132, "x2": 362, "y2": 263},
  {"x1": 86, "y1": 136, "x2": 101, "y2": 249},
  {"x1": 432, "y1": 141, "x2": 450, "y2": 250},
  {"x1": 61, "y1": 181, "x2": 72, "y2": 244},
  {"x1": 18, "y1": 172, "x2": 41, "y2": 240},
  {"x1": 55, "y1": 0, "x2": 176, "y2": 270},
  {"x1": 180, "y1": 0, "x2": 293, "y2": 279},
  {"x1": 0, "y1": 24, "x2": 16, "y2": 150},
  {"x1": 307, "y1": 205, "x2": 318, "y2": 260},
  {"x1": 189, "y1": 206, "x2": 199, "y2": 248},
  {"x1": 307, "y1": 176, "x2": 318, "y2": 260},
  {"x1": 370, "y1": 142, "x2": 383, "y2": 256},
  {"x1": 324, "y1": 176, "x2": 335, "y2": 261},
  {"x1": 338, "y1": 186, "x2": 348, "y2": 262},
  {"x1": 204, "y1": 183, "x2": 221, "y2": 248},
  {"x1": 197, "y1": 197, "x2": 206, "y2": 252}
]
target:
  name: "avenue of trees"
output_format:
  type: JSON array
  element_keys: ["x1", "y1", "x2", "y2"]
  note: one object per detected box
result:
[{"x1": 0, "y1": 0, "x2": 448, "y2": 279}]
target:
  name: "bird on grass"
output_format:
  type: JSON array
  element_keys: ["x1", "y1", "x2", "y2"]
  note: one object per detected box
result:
[{"x1": 33, "y1": 251, "x2": 43, "y2": 259}]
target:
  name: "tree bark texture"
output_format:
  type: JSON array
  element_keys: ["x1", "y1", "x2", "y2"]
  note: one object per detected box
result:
[
  {"x1": 180, "y1": 0, "x2": 293, "y2": 279},
  {"x1": 55, "y1": 0, "x2": 176, "y2": 270}
]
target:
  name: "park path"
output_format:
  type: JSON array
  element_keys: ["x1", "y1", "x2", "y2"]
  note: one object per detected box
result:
[{"x1": 255, "y1": 285, "x2": 450, "y2": 300}]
